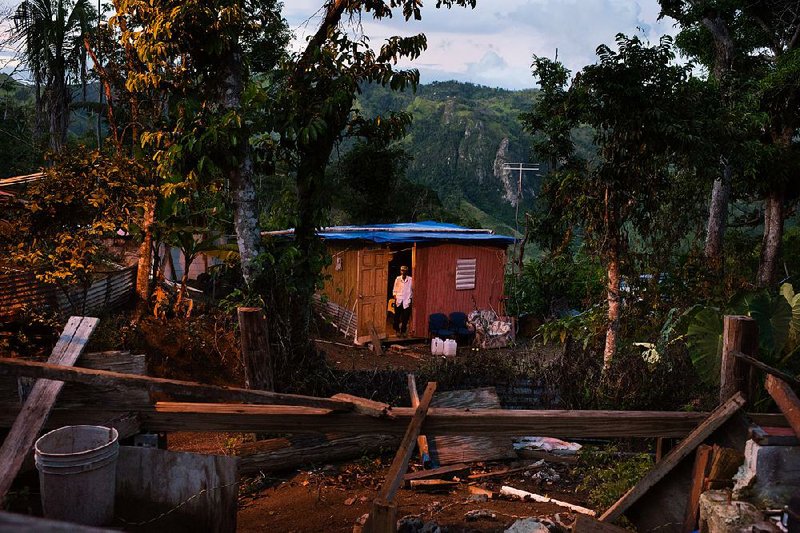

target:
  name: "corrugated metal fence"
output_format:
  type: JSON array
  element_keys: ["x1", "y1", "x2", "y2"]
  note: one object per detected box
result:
[{"x1": 0, "y1": 266, "x2": 137, "y2": 320}]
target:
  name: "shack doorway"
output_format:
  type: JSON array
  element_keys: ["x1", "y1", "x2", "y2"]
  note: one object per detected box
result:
[
  {"x1": 386, "y1": 247, "x2": 413, "y2": 338},
  {"x1": 355, "y1": 248, "x2": 389, "y2": 345}
]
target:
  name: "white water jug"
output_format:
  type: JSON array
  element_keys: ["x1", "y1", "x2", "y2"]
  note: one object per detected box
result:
[
  {"x1": 443, "y1": 339, "x2": 457, "y2": 357},
  {"x1": 431, "y1": 337, "x2": 444, "y2": 355}
]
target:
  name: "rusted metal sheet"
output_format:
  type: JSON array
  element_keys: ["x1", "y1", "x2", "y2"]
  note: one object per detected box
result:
[{"x1": 0, "y1": 266, "x2": 136, "y2": 320}]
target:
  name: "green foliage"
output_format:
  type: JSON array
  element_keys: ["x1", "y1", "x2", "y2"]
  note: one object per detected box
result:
[
  {"x1": 539, "y1": 305, "x2": 606, "y2": 349},
  {"x1": 685, "y1": 283, "x2": 800, "y2": 386},
  {"x1": 577, "y1": 445, "x2": 653, "y2": 511},
  {"x1": 505, "y1": 248, "x2": 605, "y2": 318},
  {"x1": 0, "y1": 149, "x2": 145, "y2": 285}
]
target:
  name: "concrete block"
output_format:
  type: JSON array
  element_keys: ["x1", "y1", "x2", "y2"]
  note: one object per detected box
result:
[
  {"x1": 733, "y1": 439, "x2": 800, "y2": 506},
  {"x1": 698, "y1": 490, "x2": 779, "y2": 533}
]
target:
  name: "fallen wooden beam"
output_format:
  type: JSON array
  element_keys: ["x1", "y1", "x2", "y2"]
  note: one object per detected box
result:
[
  {"x1": 408, "y1": 479, "x2": 458, "y2": 491},
  {"x1": 500, "y1": 485, "x2": 595, "y2": 516},
  {"x1": 236, "y1": 433, "x2": 399, "y2": 474},
  {"x1": 682, "y1": 444, "x2": 712, "y2": 533},
  {"x1": 403, "y1": 463, "x2": 470, "y2": 484},
  {"x1": 367, "y1": 382, "x2": 437, "y2": 533},
  {"x1": 733, "y1": 351, "x2": 800, "y2": 388},
  {"x1": 0, "y1": 357, "x2": 353, "y2": 412},
  {"x1": 331, "y1": 394, "x2": 394, "y2": 419},
  {"x1": 468, "y1": 463, "x2": 543, "y2": 480},
  {"x1": 407, "y1": 374, "x2": 434, "y2": 467},
  {"x1": 765, "y1": 374, "x2": 800, "y2": 440},
  {"x1": 600, "y1": 392, "x2": 746, "y2": 524},
  {"x1": 138, "y1": 403, "x2": 713, "y2": 437},
  {"x1": 0, "y1": 316, "x2": 100, "y2": 503},
  {"x1": 516, "y1": 448, "x2": 579, "y2": 464}
]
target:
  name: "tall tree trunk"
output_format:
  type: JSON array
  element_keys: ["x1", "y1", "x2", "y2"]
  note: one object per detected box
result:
[
  {"x1": 701, "y1": 12, "x2": 735, "y2": 272},
  {"x1": 136, "y1": 197, "x2": 156, "y2": 301},
  {"x1": 603, "y1": 245, "x2": 621, "y2": 372},
  {"x1": 704, "y1": 162, "x2": 731, "y2": 268},
  {"x1": 756, "y1": 188, "x2": 785, "y2": 288},
  {"x1": 222, "y1": 44, "x2": 261, "y2": 287}
]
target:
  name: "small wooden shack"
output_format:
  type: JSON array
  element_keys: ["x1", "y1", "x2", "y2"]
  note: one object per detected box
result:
[{"x1": 292, "y1": 222, "x2": 514, "y2": 344}]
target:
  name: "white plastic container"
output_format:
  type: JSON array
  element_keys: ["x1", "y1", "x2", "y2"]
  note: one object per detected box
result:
[
  {"x1": 431, "y1": 337, "x2": 444, "y2": 355},
  {"x1": 443, "y1": 338, "x2": 457, "y2": 357}
]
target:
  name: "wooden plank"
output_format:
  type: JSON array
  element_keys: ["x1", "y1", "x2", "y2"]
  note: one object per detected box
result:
[
  {"x1": 115, "y1": 447, "x2": 239, "y2": 533},
  {"x1": 573, "y1": 515, "x2": 628, "y2": 533},
  {"x1": 403, "y1": 463, "x2": 470, "y2": 483},
  {"x1": 379, "y1": 382, "x2": 437, "y2": 503},
  {"x1": 370, "y1": 325, "x2": 384, "y2": 356},
  {"x1": 720, "y1": 316, "x2": 758, "y2": 403},
  {"x1": 407, "y1": 374, "x2": 434, "y2": 467},
  {"x1": 467, "y1": 463, "x2": 544, "y2": 480},
  {"x1": 500, "y1": 485, "x2": 595, "y2": 515},
  {"x1": 331, "y1": 394, "x2": 394, "y2": 419},
  {"x1": 600, "y1": 392, "x2": 746, "y2": 523},
  {"x1": 0, "y1": 357, "x2": 352, "y2": 412},
  {"x1": 682, "y1": 444, "x2": 712, "y2": 533},
  {"x1": 749, "y1": 425, "x2": 799, "y2": 446},
  {"x1": 733, "y1": 350, "x2": 800, "y2": 388},
  {"x1": 237, "y1": 433, "x2": 399, "y2": 474},
  {"x1": 237, "y1": 307, "x2": 274, "y2": 391},
  {"x1": 765, "y1": 374, "x2": 800, "y2": 439},
  {"x1": 0, "y1": 316, "x2": 99, "y2": 503},
  {"x1": 428, "y1": 387, "x2": 516, "y2": 465},
  {"x1": 0, "y1": 511, "x2": 115, "y2": 532}
]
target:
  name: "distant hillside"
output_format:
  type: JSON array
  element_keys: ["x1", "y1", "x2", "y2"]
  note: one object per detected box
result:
[{"x1": 357, "y1": 81, "x2": 542, "y2": 234}]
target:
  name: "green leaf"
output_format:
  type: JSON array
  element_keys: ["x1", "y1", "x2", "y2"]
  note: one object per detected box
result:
[{"x1": 686, "y1": 307, "x2": 723, "y2": 386}]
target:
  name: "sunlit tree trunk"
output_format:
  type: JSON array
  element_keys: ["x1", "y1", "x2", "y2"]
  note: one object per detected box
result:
[
  {"x1": 603, "y1": 244, "x2": 621, "y2": 372},
  {"x1": 136, "y1": 198, "x2": 156, "y2": 301},
  {"x1": 704, "y1": 164, "x2": 730, "y2": 269},
  {"x1": 222, "y1": 43, "x2": 261, "y2": 287},
  {"x1": 757, "y1": 187, "x2": 785, "y2": 288}
]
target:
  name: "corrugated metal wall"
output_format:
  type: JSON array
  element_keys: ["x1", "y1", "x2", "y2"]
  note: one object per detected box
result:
[
  {"x1": 412, "y1": 243, "x2": 507, "y2": 337},
  {"x1": 0, "y1": 266, "x2": 136, "y2": 320}
]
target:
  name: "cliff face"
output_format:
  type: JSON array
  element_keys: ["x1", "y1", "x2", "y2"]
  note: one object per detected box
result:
[{"x1": 357, "y1": 81, "x2": 541, "y2": 232}]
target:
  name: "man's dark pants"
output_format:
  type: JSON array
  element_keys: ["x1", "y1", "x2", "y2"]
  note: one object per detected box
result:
[{"x1": 394, "y1": 303, "x2": 412, "y2": 334}]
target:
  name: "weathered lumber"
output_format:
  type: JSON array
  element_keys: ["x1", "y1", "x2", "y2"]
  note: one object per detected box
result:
[
  {"x1": 366, "y1": 382, "x2": 437, "y2": 533},
  {"x1": 468, "y1": 463, "x2": 543, "y2": 480},
  {"x1": 407, "y1": 374, "x2": 433, "y2": 467},
  {"x1": 236, "y1": 433, "x2": 399, "y2": 474},
  {"x1": 0, "y1": 316, "x2": 99, "y2": 503},
  {"x1": 0, "y1": 357, "x2": 352, "y2": 411},
  {"x1": 499, "y1": 485, "x2": 596, "y2": 515},
  {"x1": 403, "y1": 463, "x2": 470, "y2": 483},
  {"x1": 0, "y1": 511, "x2": 115, "y2": 532},
  {"x1": 238, "y1": 307, "x2": 273, "y2": 391},
  {"x1": 408, "y1": 479, "x2": 458, "y2": 491},
  {"x1": 682, "y1": 445, "x2": 713, "y2": 533},
  {"x1": 733, "y1": 350, "x2": 800, "y2": 388},
  {"x1": 369, "y1": 325, "x2": 384, "y2": 356},
  {"x1": 720, "y1": 316, "x2": 758, "y2": 403},
  {"x1": 116, "y1": 447, "x2": 239, "y2": 532},
  {"x1": 765, "y1": 374, "x2": 800, "y2": 439},
  {"x1": 379, "y1": 382, "x2": 437, "y2": 503},
  {"x1": 140, "y1": 403, "x2": 713, "y2": 437},
  {"x1": 331, "y1": 393, "x2": 394, "y2": 419},
  {"x1": 600, "y1": 392, "x2": 746, "y2": 524},
  {"x1": 572, "y1": 515, "x2": 628, "y2": 533}
]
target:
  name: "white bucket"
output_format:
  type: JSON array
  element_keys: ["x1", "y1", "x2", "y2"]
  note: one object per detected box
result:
[
  {"x1": 431, "y1": 337, "x2": 444, "y2": 355},
  {"x1": 35, "y1": 425, "x2": 119, "y2": 526},
  {"x1": 443, "y1": 339, "x2": 458, "y2": 357}
]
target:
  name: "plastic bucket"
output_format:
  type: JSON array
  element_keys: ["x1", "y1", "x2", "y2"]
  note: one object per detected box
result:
[{"x1": 35, "y1": 425, "x2": 119, "y2": 526}]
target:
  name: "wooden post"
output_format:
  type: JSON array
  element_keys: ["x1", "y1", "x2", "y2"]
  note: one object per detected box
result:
[
  {"x1": 237, "y1": 307, "x2": 273, "y2": 391},
  {"x1": 719, "y1": 315, "x2": 758, "y2": 404},
  {"x1": 765, "y1": 374, "x2": 800, "y2": 439}
]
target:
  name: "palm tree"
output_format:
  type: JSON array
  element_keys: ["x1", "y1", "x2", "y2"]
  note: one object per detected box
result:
[{"x1": 11, "y1": 0, "x2": 93, "y2": 153}]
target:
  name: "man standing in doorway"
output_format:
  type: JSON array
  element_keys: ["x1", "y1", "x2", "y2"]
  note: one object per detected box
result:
[{"x1": 393, "y1": 265, "x2": 413, "y2": 336}]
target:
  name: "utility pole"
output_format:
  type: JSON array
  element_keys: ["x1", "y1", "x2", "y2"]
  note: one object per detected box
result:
[{"x1": 502, "y1": 162, "x2": 540, "y2": 273}]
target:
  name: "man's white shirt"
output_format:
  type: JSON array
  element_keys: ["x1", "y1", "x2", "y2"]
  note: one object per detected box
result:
[{"x1": 393, "y1": 276, "x2": 413, "y2": 308}]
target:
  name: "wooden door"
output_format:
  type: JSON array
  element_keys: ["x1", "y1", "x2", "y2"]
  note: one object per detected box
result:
[{"x1": 356, "y1": 248, "x2": 388, "y2": 344}]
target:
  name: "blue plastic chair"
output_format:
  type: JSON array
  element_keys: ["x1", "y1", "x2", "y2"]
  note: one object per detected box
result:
[
  {"x1": 428, "y1": 313, "x2": 454, "y2": 339},
  {"x1": 449, "y1": 312, "x2": 474, "y2": 344}
]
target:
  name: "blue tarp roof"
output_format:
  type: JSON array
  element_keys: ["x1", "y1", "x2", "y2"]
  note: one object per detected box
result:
[{"x1": 266, "y1": 221, "x2": 515, "y2": 245}]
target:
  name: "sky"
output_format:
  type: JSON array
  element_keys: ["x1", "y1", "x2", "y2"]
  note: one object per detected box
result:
[
  {"x1": 283, "y1": 0, "x2": 680, "y2": 90},
  {"x1": 1, "y1": 0, "x2": 680, "y2": 90}
]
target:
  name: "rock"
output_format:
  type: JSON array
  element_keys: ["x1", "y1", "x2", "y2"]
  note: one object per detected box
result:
[
  {"x1": 420, "y1": 522, "x2": 441, "y2": 533},
  {"x1": 397, "y1": 515, "x2": 424, "y2": 533},
  {"x1": 467, "y1": 494, "x2": 489, "y2": 503},
  {"x1": 344, "y1": 497, "x2": 356, "y2": 506},
  {"x1": 465, "y1": 509, "x2": 496, "y2": 521},
  {"x1": 504, "y1": 518, "x2": 551, "y2": 533},
  {"x1": 698, "y1": 490, "x2": 779, "y2": 533}
]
